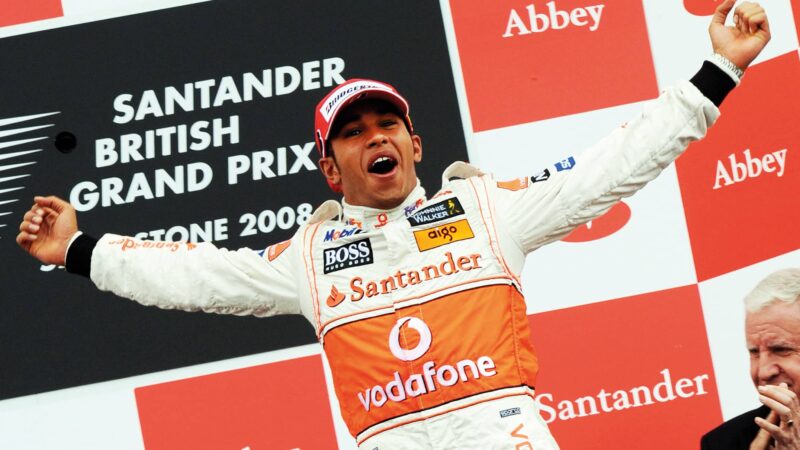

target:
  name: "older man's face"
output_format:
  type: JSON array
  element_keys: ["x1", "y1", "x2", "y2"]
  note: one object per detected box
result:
[{"x1": 746, "y1": 301, "x2": 800, "y2": 396}]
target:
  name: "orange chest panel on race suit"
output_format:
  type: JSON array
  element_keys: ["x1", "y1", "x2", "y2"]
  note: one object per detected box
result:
[{"x1": 304, "y1": 178, "x2": 538, "y2": 446}]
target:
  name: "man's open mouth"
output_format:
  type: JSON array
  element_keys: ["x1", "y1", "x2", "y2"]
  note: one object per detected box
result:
[{"x1": 368, "y1": 156, "x2": 398, "y2": 175}]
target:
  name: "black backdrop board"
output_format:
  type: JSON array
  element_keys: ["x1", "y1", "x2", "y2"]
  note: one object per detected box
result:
[{"x1": 0, "y1": 0, "x2": 467, "y2": 400}]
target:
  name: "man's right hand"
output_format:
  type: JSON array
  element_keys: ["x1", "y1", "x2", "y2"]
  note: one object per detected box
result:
[
  {"x1": 751, "y1": 410, "x2": 778, "y2": 450},
  {"x1": 16, "y1": 196, "x2": 78, "y2": 266},
  {"x1": 753, "y1": 383, "x2": 800, "y2": 449}
]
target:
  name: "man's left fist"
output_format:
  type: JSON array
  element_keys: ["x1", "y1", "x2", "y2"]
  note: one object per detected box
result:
[{"x1": 709, "y1": 0, "x2": 771, "y2": 70}]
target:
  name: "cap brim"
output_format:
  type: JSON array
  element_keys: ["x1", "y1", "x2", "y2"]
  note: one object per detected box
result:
[{"x1": 323, "y1": 89, "x2": 410, "y2": 143}]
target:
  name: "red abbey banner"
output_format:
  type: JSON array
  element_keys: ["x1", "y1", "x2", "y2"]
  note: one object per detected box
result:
[
  {"x1": 676, "y1": 51, "x2": 800, "y2": 282},
  {"x1": 0, "y1": 0, "x2": 63, "y2": 27},
  {"x1": 135, "y1": 355, "x2": 338, "y2": 450},
  {"x1": 528, "y1": 285, "x2": 722, "y2": 449},
  {"x1": 449, "y1": 0, "x2": 657, "y2": 131},
  {"x1": 794, "y1": 0, "x2": 800, "y2": 44}
]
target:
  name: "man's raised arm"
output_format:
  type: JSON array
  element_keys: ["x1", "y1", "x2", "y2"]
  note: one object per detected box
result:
[
  {"x1": 16, "y1": 195, "x2": 304, "y2": 319},
  {"x1": 492, "y1": 0, "x2": 770, "y2": 254}
]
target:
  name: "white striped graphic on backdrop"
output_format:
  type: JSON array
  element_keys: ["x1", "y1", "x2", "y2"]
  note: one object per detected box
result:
[{"x1": 0, "y1": 111, "x2": 59, "y2": 235}]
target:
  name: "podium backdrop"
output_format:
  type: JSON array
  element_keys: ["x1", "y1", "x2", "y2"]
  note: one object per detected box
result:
[{"x1": 0, "y1": 1, "x2": 798, "y2": 448}]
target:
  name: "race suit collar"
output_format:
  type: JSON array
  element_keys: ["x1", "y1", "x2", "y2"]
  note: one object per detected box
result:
[
  {"x1": 441, "y1": 161, "x2": 484, "y2": 186},
  {"x1": 342, "y1": 181, "x2": 426, "y2": 229}
]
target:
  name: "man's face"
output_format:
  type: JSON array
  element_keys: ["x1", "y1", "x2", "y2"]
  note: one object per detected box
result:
[
  {"x1": 319, "y1": 99, "x2": 422, "y2": 210},
  {"x1": 745, "y1": 301, "x2": 800, "y2": 396}
]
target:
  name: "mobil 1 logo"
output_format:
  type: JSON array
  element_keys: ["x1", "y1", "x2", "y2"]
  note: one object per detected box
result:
[{"x1": 323, "y1": 238, "x2": 374, "y2": 274}]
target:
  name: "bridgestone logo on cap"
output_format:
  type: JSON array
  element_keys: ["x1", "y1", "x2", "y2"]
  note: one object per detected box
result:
[{"x1": 321, "y1": 82, "x2": 394, "y2": 121}]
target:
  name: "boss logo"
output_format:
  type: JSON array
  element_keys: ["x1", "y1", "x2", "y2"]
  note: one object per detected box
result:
[{"x1": 323, "y1": 238, "x2": 373, "y2": 274}]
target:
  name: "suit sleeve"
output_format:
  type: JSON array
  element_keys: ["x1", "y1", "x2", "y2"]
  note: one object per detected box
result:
[
  {"x1": 700, "y1": 432, "x2": 711, "y2": 450},
  {"x1": 492, "y1": 78, "x2": 720, "y2": 255},
  {"x1": 68, "y1": 232, "x2": 302, "y2": 318}
]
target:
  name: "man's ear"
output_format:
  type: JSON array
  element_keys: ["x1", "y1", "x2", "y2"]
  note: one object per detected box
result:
[
  {"x1": 412, "y1": 134, "x2": 423, "y2": 163},
  {"x1": 318, "y1": 157, "x2": 341, "y2": 188}
]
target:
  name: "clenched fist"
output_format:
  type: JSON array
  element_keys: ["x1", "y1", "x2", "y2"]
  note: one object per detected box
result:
[
  {"x1": 710, "y1": 0, "x2": 771, "y2": 70},
  {"x1": 16, "y1": 196, "x2": 79, "y2": 266}
]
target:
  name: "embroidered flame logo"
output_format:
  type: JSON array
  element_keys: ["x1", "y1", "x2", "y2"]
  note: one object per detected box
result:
[
  {"x1": 496, "y1": 177, "x2": 529, "y2": 191},
  {"x1": 266, "y1": 240, "x2": 291, "y2": 262},
  {"x1": 326, "y1": 284, "x2": 346, "y2": 307}
]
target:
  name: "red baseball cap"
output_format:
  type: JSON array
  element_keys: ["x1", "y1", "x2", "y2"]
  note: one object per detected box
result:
[{"x1": 314, "y1": 78, "x2": 413, "y2": 159}]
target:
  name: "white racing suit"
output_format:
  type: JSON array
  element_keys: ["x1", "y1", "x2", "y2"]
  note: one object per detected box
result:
[{"x1": 84, "y1": 80, "x2": 719, "y2": 449}]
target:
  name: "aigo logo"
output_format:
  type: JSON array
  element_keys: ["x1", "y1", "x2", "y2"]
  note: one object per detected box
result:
[
  {"x1": 413, "y1": 219, "x2": 475, "y2": 251},
  {"x1": 388, "y1": 317, "x2": 432, "y2": 361},
  {"x1": 561, "y1": 201, "x2": 631, "y2": 243}
]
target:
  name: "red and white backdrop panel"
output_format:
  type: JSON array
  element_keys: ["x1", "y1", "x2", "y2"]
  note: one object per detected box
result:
[
  {"x1": 0, "y1": 0, "x2": 797, "y2": 449},
  {"x1": 0, "y1": 0, "x2": 62, "y2": 28},
  {"x1": 447, "y1": 0, "x2": 800, "y2": 448}
]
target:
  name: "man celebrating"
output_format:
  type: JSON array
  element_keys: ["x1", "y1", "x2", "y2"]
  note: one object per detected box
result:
[
  {"x1": 702, "y1": 268, "x2": 800, "y2": 450},
  {"x1": 17, "y1": 1, "x2": 769, "y2": 448}
]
